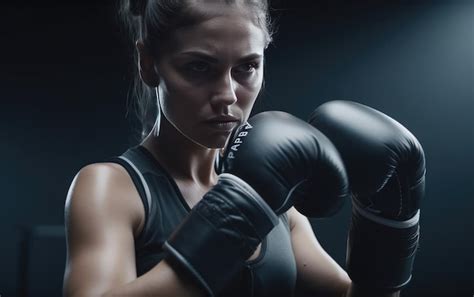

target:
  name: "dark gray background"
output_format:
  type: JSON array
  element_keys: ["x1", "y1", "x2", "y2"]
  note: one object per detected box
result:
[{"x1": 1, "y1": 1, "x2": 473, "y2": 296}]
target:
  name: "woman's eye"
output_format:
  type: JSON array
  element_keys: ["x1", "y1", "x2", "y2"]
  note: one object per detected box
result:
[
  {"x1": 186, "y1": 61, "x2": 210, "y2": 73},
  {"x1": 234, "y1": 62, "x2": 259, "y2": 74}
]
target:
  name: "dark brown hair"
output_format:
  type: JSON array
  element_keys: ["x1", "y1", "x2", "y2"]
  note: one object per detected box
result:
[{"x1": 118, "y1": 0, "x2": 274, "y2": 141}]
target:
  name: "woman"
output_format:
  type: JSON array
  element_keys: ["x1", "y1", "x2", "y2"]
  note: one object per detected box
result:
[{"x1": 63, "y1": 1, "x2": 413, "y2": 296}]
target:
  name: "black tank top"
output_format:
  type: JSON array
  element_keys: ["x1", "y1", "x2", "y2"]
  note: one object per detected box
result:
[{"x1": 107, "y1": 145, "x2": 297, "y2": 296}]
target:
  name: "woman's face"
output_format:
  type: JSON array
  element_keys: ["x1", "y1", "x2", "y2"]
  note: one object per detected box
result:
[{"x1": 154, "y1": 4, "x2": 267, "y2": 148}]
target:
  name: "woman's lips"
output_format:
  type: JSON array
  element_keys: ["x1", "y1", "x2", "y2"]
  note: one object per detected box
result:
[
  {"x1": 204, "y1": 115, "x2": 240, "y2": 132},
  {"x1": 205, "y1": 120, "x2": 239, "y2": 132}
]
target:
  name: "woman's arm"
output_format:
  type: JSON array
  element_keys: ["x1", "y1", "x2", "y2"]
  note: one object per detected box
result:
[
  {"x1": 63, "y1": 163, "x2": 203, "y2": 297},
  {"x1": 288, "y1": 207, "x2": 350, "y2": 297},
  {"x1": 288, "y1": 207, "x2": 401, "y2": 297}
]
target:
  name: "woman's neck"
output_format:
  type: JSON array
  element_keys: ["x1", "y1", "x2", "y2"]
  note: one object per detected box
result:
[{"x1": 140, "y1": 117, "x2": 219, "y2": 187}]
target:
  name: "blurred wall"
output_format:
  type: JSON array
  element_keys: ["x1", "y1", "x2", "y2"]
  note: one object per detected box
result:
[{"x1": 0, "y1": 1, "x2": 472, "y2": 296}]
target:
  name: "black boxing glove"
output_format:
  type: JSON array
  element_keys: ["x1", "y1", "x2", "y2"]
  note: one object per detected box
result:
[
  {"x1": 309, "y1": 100, "x2": 426, "y2": 292},
  {"x1": 164, "y1": 173, "x2": 279, "y2": 296},
  {"x1": 219, "y1": 111, "x2": 350, "y2": 217}
]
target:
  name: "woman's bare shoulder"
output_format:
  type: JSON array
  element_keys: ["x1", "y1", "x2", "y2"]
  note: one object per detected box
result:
[{"x1": 65, "y1": 162, "x2": 145, "y2": 237}]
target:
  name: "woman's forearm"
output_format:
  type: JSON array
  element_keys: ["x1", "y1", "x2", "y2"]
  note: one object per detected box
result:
[{"x1": 100, "y1": 260, "x2": 204, "y2": 297}]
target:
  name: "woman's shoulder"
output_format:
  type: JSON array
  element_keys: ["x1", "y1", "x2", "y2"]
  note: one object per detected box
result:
[
  {"x1": 71, "y1": 162, "x2": 136, "y2": 196},
  {"x1": 79, "y1": 161, "x2": 132, "y2": 177},
  {"x1": 65, "y1": 162, "x2": 145, "y2": 237}
]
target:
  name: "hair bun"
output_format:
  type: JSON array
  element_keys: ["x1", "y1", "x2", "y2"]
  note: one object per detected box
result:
[{"x1": 129, "y1": 0, "x2": 147, "y2": 16}]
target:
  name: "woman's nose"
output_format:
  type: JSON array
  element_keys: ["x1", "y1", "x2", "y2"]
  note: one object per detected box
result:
[{"x1": 210, "y1": 71, "x2": 238, "y2": 108}]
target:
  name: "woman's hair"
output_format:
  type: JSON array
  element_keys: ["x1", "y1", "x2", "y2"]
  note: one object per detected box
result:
[{"x1": 118, "y1": 0, "x2": 274, "y2": 141}]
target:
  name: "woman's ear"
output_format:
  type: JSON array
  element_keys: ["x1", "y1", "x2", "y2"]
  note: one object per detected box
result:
[{"x1": 136, "y1": 40, "x2": 160, "y2": 87}]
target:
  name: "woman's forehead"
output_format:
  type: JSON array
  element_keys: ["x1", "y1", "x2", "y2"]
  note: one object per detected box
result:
[
  {"x1": 185, "y1": 0, "x2": 260, "y2": 28},
  {"x1": 187, "y1": 0, "x2": 247, "y2": 12},
  {"x1": 162, "y1": 13, "x2": 267, "y2": 57}
]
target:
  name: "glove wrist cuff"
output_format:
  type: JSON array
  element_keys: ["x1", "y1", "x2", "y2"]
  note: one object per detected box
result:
[
  {"x1": 347, "y1": 204, "x2": 420, "y2": 291},
  {"x1": 352, "y1": 199, "x2": 420, "y2": 228},
  {"x1": 163, "y1": 173, "x2": 279, "y2": 296}
]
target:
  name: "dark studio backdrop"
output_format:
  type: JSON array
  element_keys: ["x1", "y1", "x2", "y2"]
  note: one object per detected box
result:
[{"x1": 0, "y1": 0, "x2": 472, "y2": 296}]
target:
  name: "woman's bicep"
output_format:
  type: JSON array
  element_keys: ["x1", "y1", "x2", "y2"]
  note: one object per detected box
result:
[
  {"x1": 63, "y1": 164, "x2": 139, "y2": 297},
  {"x1": 288, "y1": 207, "x2": 350, "y2": 297}
]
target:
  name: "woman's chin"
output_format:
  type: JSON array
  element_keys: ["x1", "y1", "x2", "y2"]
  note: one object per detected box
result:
[{"x1": 184, "y1": 133, "x2": 228, "y2": 150}]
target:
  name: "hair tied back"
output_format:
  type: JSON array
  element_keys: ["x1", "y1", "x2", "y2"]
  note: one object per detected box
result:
[{"x1": 130, "y1": 0, "x2": 147, "y2": 16}]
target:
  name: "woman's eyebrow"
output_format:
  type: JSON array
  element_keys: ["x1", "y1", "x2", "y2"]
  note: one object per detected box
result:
[
  {"x1": 237, "y1": 53, "x2": 263, "y2": 63},
  {"x1": 177, "y1": 51, "x2": 263, "y2": 63}
]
